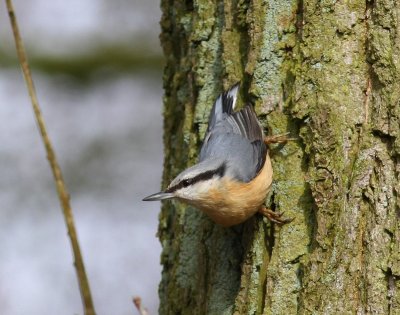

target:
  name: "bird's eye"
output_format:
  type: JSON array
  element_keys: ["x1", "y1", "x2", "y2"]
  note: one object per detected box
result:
[{"x1": 182, "y1": 179, "x2": 191, "y2": 187}]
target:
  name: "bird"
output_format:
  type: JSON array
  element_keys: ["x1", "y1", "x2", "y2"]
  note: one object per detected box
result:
[{"x1": 143, "y1": 83, "x2": 292, "y2": 227}]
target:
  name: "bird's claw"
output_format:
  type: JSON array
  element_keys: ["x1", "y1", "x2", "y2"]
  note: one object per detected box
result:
[
  {"x1": 264, "y1": 133, "x2": 297, "y2": 145},
  {"x1": 258, "y1": 206, "x2": 294, "y2": 225}
]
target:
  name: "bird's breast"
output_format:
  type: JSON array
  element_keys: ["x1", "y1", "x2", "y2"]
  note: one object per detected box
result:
[{"x1": 193, "y1": 152, "x2": 273, "y2": 227}]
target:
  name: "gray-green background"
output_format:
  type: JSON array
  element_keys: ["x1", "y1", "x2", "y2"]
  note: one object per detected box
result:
[{"x1": 0, "y1": 1, "x2": 162, "y2": 314}]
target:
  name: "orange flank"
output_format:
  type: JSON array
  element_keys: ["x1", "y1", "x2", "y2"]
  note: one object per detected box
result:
[{"x1": 189, "y1": 153, "x2": 273, "y2": 227}]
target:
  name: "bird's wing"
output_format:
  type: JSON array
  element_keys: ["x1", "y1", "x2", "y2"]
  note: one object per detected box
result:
[
  {"x1": 200, "y1": 97, "x2": 266, "y2": 182},
  {"x1": 225, "y1": 105, "x2": 264, "y2": 143},
  {"x1": 226, "y1": 105, "x2": 266, "y2": 176}
]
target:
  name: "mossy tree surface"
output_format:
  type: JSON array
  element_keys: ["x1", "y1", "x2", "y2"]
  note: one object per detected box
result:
[{"x1": 158, "y1": 0, "x2": 400, "y2": 314}]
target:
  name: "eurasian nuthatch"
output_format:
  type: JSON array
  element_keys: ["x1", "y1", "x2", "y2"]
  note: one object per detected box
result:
[{"x1": 143, "y1": 83, "x2": 292, "y2": 227}]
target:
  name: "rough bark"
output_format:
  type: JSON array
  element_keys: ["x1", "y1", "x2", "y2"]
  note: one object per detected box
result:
[{"x1": 158, "y1": 0, "x2": 400, "y2": 314}]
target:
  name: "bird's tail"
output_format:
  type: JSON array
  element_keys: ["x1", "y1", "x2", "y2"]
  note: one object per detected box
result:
[{"x1": 207, "y1": 83, "x2": 240, "y2": 131}]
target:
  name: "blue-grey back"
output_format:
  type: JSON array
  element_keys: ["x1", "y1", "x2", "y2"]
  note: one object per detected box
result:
[{"x1": 200, "y1": 84, "x2": 266, "y2": 183}]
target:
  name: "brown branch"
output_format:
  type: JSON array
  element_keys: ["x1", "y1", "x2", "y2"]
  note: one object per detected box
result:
[
  {"x1": 133, "y1": 296, "x2": 150, "y2": 315},
  {"x1": 5, "y1": 1, "x2": 96, "y2": 314}
]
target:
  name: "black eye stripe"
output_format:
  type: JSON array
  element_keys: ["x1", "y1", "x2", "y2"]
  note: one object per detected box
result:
[{"x1": 166, "y1": 163, "x2": 226, "y2": 193}]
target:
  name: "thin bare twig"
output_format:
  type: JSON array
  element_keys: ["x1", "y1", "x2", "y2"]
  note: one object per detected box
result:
[
  {"x1": 133, "y1": 296, "x2": 150, "y2": 315},
  {"x1": 5, "y1": 1, "x2": 96, "y2": 314}
]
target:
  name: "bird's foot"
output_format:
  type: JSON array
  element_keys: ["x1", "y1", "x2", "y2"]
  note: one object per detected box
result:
[
  {"x1": 258, "y1": 206, "x2": 293, "y2": 225},
  {"x1": 264, "y1": 133, "x2": 296, "y2": 145}
]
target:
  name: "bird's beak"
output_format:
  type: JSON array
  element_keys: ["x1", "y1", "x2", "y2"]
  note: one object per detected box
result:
[{"x1": 142, "y1": 191, "x2": 175, "y2": 201}]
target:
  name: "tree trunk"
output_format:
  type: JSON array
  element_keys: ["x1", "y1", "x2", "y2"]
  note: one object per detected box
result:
[{"x1": 158, "y1": 0, "x2": 400, "y2": 314}]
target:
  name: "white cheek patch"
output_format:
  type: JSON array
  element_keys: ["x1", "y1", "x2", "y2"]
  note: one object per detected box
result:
[{"x1": 177, "y1": 178, "x2": 218, "y2": 201}]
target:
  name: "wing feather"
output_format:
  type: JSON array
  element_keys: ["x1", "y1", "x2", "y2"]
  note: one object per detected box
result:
[
  {"x1": 225, "y1": 105, "x2": 263, "y2": 142},
  {"x1": 200, "y1": 84, "x2": 267, "y2": 182}
]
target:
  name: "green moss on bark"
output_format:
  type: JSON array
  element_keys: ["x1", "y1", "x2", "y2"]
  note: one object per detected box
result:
[{"x1": 158, "y1": 0, "x2": 400, "y2": 314}]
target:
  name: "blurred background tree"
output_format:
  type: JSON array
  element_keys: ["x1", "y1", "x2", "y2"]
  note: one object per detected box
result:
[{"x1": 0, "y1": 1, "x2": 163, "y2": 314}]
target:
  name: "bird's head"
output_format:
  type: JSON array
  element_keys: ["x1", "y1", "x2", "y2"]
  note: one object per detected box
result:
[{"x1": 143, "y1": 159, "x2": 226, "y2": 203}]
